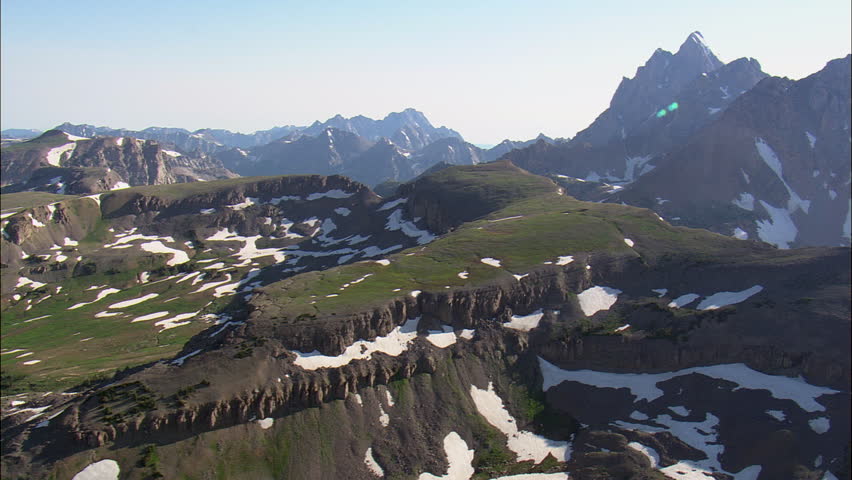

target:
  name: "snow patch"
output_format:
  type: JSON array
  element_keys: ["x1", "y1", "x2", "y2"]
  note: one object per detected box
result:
[
  {"x1": 378, "y1": 405, "x2": 389, "y2": 427},
  {"x1": 417, "y1": 432, "x2": 475, "y2": 480},
  {"x1": 756, "y1": 200, "x2": 797, "y2": 248},
  {"x1": 131, "y1": 311, "x2": 169, "y2": 323},
  {"x1": 68, "y1": 288, "x2": 121, "y2": 310},
  {"x1": 378, "y1": 197, "x2": 408, "y2": 211},
  {"x1": 294, "y1": 318, "x2": 419, "y2": 370},
  {"x1": 766, "y1": 410, "x2": 786, "y2": 421},
  {"x1": 732, "y1": 193, "x2": 755, "y2": 211},
  {"x1": 624, "y1": 238, "x2": 635, "y2": 247},
  {"x1": 696, "y1": 285, "x2": 763, "y2": 310},
  {"x1": 257, "y1": 417, "x2": 274, "y2": 429},
  {"x1": 46, "y1": 143, "x2": 76, "y2": 167},
  {"x1": 576, "y1": 286, "x2": 621, "y2": 316},
  {"x1": 108, "y1": 293, "x2": 159, "y2": 309},
  {"x1": 154, "y1": 311, "x2": 199, "y2": 331},
  {"x1": 71, "y1": 459, "x2": 120, "y2": 480},
  {"x1": 623, "y1": 155, "x2": 654, "y2": 182},
  {"x1": 425, "y1": 325, "x2": 457, "y2": 348},
  {"x1": 171, "y1": 349, "x2": 202, "y2": 366},
  {"x1": 503, "y1": 310, "x2": 544, "y2": 332},
  {"x1": 306, "y1": 189, "x2": 353, "y2": 200},
  {"x1": 364, "y1": 448, "x2": 384, "y2": 477},
  {"x1": 15, "y1": 277, "x2": 46, "y2": 290},
  {"x1": 480, "y1": 257, "x2": 501, "y2": 267},
  {"x1": 555, "y1": 256, "x2": 574, "y2": 265},
  {"x1": 470, "y1": 382, "x2": 570, "y2": 462},
  {"x1": 808, "y1": 417, "x2": 830, "y2": 434},
  {"x1": 539, "y1": 358, "x2": 838, "y2": 412},
  {"x1": 227, "y1": 197, "x2": 258, "y2": 211},
  {"x1": 733, "y1": 227, "x2": 748, "y2": 240},
  {"x1": 805, "y1": 132, "x2": 816, "y2": 149},
  {"x1": 385, "y1": 209, "x2": 435, "y2": 245},
  {"x1": 627, "y1": 442, "x2": 659, "y2": 468},
  {"x1": 140, "y1": 241, "x2": 190, "y2": 266},
  {"x1": 755, "y1": 138, "x2": 810, "y2": 214},
  {"x1": 669, "y1": 406, "x2": 691, "y2": 416},
  {"x1": 668, "y1": 294, "x2": 699, "y2": 308}
]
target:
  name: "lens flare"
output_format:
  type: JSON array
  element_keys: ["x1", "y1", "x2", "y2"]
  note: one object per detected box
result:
[
  {"x1": 668, "y1": 102, "x2": 679, "y2": 111},
  {"x1": 656, "y1": 109, "x2": 667, "y2": 118}
]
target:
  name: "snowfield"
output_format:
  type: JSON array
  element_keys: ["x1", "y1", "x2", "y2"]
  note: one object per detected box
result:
[{"x1": 538, "y1": 358, "x2": 838, "y2": 412}]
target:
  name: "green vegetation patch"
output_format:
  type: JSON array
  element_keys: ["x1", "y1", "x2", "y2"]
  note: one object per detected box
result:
[
  {"x1": 259, "y1": 160, "x2": 765, "y2": 322},
  {"x1": 101, "y1": 175, "x2": 296, "y2": 208},
  {"x1": 0, "y1": 131, "x2": 69, "y2": 153}
]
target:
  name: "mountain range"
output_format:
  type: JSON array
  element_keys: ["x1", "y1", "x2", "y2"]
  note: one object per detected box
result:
[
  {"x1": 1, "y1": 32, "x2": 850, "y2": 480},
  {"x1": 1, "y1": 162, "x2": 848, "y2": 479},
  {"x1": 3, "y1": 109, "x2": 561, "y2": 192}
]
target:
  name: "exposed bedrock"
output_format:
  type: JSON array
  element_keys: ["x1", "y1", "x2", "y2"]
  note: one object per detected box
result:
[{"x1": 30, "y1": 248, "x2": 847, "y2": 457}]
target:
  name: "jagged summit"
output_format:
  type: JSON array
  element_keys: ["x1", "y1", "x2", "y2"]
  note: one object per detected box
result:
[
  {"x1": 570, "y1": 31, "x2": 729, "y2": 147},
  {"x1": 686, "y1": 30, "x2": 706, "y2": 45},
  {"x1": 675, "y1": 30, "x2": 723, "y2": 73}
]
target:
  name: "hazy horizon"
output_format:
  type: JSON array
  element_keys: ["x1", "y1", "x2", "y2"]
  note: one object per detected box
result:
[{"x1": 2, "y1": 1, "x2": 850, "y2": 144}]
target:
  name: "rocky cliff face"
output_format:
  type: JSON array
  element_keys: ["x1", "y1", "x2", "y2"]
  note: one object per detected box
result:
[
  {"x1": 54, "y1": 123, "x2": 227, "y2": 154},
  {"x1": 4, "y1": 243, "x2": 847, "y2": 479},
  {"x1": 613, "y1": 55, "x2": 852, "y2": 248},
  {"x1": 573, "y1": 32, "x2": 724, "y2": 148},
  {"x1": 1, "y1": 132, "x2": 238, "y2": 194}
]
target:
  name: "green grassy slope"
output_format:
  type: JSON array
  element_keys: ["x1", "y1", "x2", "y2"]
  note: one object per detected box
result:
[{"x1": 256, "y1": 162, "x2": 769, "y2": 318}]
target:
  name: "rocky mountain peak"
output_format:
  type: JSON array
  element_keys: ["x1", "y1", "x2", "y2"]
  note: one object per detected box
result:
[
  {"x1": 571, "y1": 31, "x2": 729, "y2": 147},
  {"x1": 674, "y1": 30, "x2": 723, "y2": 73}
]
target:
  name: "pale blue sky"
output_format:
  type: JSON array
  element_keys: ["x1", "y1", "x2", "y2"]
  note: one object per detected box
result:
[{"x1": 2, "y1": 0, "x2": 849, "y2": 144}]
